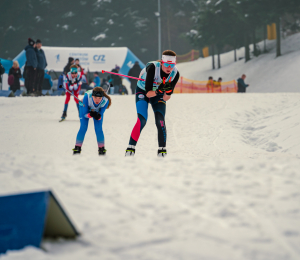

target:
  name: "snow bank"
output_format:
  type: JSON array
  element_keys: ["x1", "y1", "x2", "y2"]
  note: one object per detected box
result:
[
  {"x1": 177, "y1": 33, "x2": 300, "y2": 93},
  {"x1": 0, "y1": 93, "x2": 300, "y2": 260}
]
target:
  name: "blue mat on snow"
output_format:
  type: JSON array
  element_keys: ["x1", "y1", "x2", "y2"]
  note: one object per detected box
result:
[{"x1": 0, "y1": 190, "x2": 79, "y2": 254}]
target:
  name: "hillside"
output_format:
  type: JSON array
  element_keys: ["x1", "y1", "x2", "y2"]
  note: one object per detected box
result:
[{"x1": 177, "y1": 32, "x2": 300, "y2": 93}]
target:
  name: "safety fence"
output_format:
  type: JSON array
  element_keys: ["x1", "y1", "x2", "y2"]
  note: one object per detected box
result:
[
  {"x1": 177, "y1": 50, "x2": 200, "y2": 63},
  {"x1": 174, "y1": 77, "x2": 237, "y2": 93}
]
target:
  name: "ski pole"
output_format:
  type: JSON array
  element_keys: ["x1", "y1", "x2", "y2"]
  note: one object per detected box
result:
[
  {"x1": 101, "y1": 70, "x2": 160, "y2": 84},
  {"x1": 59, "y1": 84, "x2": 85, "y2": 107}
]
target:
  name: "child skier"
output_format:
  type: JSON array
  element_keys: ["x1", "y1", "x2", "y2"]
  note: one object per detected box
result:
[
  {"x1": 60, "y1": 65, "x2": 85, "y2": 121},
  {"x1": 73, "y1": 87, "x2": 111, "y2": 155},
  {"x1": 125, "y1": 50, "x2": 180, "y2": 157}
]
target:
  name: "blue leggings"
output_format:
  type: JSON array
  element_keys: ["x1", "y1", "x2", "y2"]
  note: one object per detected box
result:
[{"x1": 76, "y1": 115, "x2": 105, "y2": 148}]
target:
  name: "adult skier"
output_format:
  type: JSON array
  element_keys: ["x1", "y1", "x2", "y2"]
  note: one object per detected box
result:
[
  {"x1": 73, "y1": 87, "x2": 111, "y2": 155},
  {"x1": 60, "y1": 65, "x2": 84, "y2": 121},
  {"x1": 125, "y1": 50, "x2": 180, "y2": 157}
]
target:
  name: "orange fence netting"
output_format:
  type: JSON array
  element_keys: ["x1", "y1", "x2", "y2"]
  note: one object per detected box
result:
[{"x1": 174, "y1": 77, "x2": 237, "y2": 93}]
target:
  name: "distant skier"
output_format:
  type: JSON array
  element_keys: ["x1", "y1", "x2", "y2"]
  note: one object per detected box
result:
[
  {"x1": 73, "y1": 87, "x2": 111, "y2": 155},
  {"x1": 60, "y1": 65, "x2": 84, "y2": 121},
  {"x1": 125, "y1": 50, "x2": 180, "y2": 157}
]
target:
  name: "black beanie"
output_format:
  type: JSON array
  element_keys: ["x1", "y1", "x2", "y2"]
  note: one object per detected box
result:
[
  {"x1": 68, "y1": 57, "x2": 74, "y2": 63},
  {"x1": 36, "y1": 39, "x2": 42, "y2": 44},
  {"x1": 28, "y1": 38, "x2": 35, "y2": 46}
]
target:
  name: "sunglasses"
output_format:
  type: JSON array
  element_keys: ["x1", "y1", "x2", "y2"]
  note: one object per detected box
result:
[
  {"x1": 71, "y1": 72, "x2": 77, "y2": 74},
  {"x1": 162, "y1": 62, "x2": 175, "y2": 68}
]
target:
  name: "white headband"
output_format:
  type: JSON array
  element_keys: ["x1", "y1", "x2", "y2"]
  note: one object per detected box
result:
[{"x1": 162, "y1": 55, "x2": 176, "y2": 64}]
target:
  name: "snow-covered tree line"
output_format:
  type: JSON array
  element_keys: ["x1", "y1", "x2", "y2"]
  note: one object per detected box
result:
[{"x1": 187, "y1": 0, "x2": 300, "y2": 69}]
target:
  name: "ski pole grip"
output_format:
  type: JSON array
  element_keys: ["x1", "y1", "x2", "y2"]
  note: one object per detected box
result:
[{"x1": 102, "y1": 70, "x2": 105, "y2": 74}]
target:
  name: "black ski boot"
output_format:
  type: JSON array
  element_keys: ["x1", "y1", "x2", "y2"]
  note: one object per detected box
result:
[
  {"x1": 157, "y1": 147, "x2": 167, "y2": 157},
  {"x1": 73, "y1": 146, "x2": 81, "y2": 155},
  {"x1": 60, "y1": 111, "x2": 67, "y2": 122},
  {"x1": 125, "y1": 146, "x2": 135, "y2": 156},
  {"x1": 62, "y1": 111, "x2": 67, "y2": 119},
  {"x1": 98, "y1": 147, "x2": 106, "y2": 156}
]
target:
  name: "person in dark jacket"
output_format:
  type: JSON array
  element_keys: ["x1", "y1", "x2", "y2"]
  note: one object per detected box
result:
[
  {"x1": 8, "y1": 61, "x2": 22, "y2": 92},
  {"x1": 34, "y1": 39, "x2": 47, "y2": 96},
  {"x1": 0, "y1": 59, "x2": 5, "y2": 90},
  {"x1": 63, "y1": 57, "x2": 75, "y2": 75},
  {"x1": 237, "y1": 74, "x2": 249, "y2": 93},
  {"x1": 108, "y1": 65, "x2": 122, "y2": 94},
  {"x1": 128, "y1": 61, "x2": 141, "y2": 94},
  {"x1": 25, "y1": 38, "x2": 37, "y2": 95}
]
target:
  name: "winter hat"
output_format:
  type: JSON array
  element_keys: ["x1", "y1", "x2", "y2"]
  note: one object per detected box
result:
[
  {"x1": 36, "y1": 39, "x2": 42, "y2": 44},
  {"x1": 115, "y1": 65, "x2": 120, "y2": 70},
  {"x1": 68, "y1": 57, "x2": 74, "y2": 63},
  {"x1": 28, "y1": 38, "x2": 35, "y2": 46}
]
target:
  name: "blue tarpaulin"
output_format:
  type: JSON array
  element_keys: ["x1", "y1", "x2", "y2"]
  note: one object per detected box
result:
[
  {"x1": 0, "y1": 58, "x2": 13, "y2": 73},
  {"x1": 0, "y1": 190, "x2": 79, "y2": 254}
]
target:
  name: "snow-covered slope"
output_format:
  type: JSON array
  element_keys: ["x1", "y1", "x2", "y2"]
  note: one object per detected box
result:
[
  {"x1": 177, "y1": 33, "x2": 300, "y2": 93},
  {"x1": 1, "y1": 94, "x2": 300, "y2": 260}
]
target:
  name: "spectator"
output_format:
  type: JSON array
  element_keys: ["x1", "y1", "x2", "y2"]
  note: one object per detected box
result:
[
  {"x1": 206, "y1": 76, "x2": 214, "y2": 92},
  {"x1": 35, "y1": 39, "x2": 47, "y2": 96},
  {"x1": 108, "y1": 65, "x2": 122, "y2": 94},
  {"x1": 128, "y1": 61, "x2": 141, "y2": 94},
  {"x1": 25, "y1": 38, "x2": 37, "y2": 95},
  {"x1": 100, "y1": 78, "x2": 110, "y2": 92},
  {"x1": 8, "y1": 61, "x2": 22, "y2": 92},
  {"x1": 63, "y1": 57, "x2": 74, "y2": 75},
  {"x1": 23, "y1": 61, "x2": 28, "y2": 91},
  {"x1": 0, "y1": 59, "x2": 5, "y2": 90},
  {"x1": 93, "y1": 72, "x2": 101, "y2": 87},
  {"x1": 237, "y1": 74, "x2": 249, "y2": 93},
  {"x1": 43, "y1": 70, "x2": 53, "y2": 92},
  {"x1": 75, "y1": 58, "x2": 84, "y2": 72},
  {"x1": 214, "y1": 77, "x2": 222, "y2": 88}
]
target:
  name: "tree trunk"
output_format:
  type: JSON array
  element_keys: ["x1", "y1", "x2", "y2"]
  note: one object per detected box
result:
[
  {"x1": 234, "y1": 39, "x2": 237, "y2": 62},
  {"x1": 276, "y1": 16, "x2": 281, "y2": 57},
  {"x1": 245, "y1": 32, "x2": 250, "y2": 62},
  {"x1": 217, "y1": 45, "x2": 221, "y2": 68},
  {"x1": 234, "y1": 49, "x2": 237, "y2": 62},
  {"x1": 253, "y1": 29, "x2": 257, "y2": 56},
  {"x1": 211, "y1": 44, "x2": 215, "y2": 69},
  {"x1": 263, "y1": 24, "x2": 267, "y2": 53}
]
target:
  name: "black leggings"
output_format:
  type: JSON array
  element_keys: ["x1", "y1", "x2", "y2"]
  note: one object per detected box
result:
[{"x1": 129, "y1": 87, "x2": 167, "y2": 147}]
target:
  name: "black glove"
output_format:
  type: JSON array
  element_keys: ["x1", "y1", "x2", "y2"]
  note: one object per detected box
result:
[
  {"x1": 90, "y1": 111, "x2": 101, "y2": 120},
  {"x1": 156, "y1": 82, "x2": 172, "y2": 94}
]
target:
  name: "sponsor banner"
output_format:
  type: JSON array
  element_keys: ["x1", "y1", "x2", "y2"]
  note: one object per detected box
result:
[{"x1": 13, "y1": 47, "x2": 145, "y2": 74}]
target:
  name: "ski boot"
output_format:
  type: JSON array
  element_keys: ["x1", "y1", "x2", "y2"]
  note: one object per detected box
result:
[
  {"x1": 98, "y1": 147, "x2": 106, "y2": 156},
  {"x1": 125, "y1": 145, "x2": 135, "y2": 156},
  {"x1": 157, "y1": 147, "x2": 167, "y2": 157},
  {"x1": 73, "y1": 146, "x2": 81, "y2": 155},
  {"x1": 60, "y1": 111, "x2": 67, "y2": 122}
]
